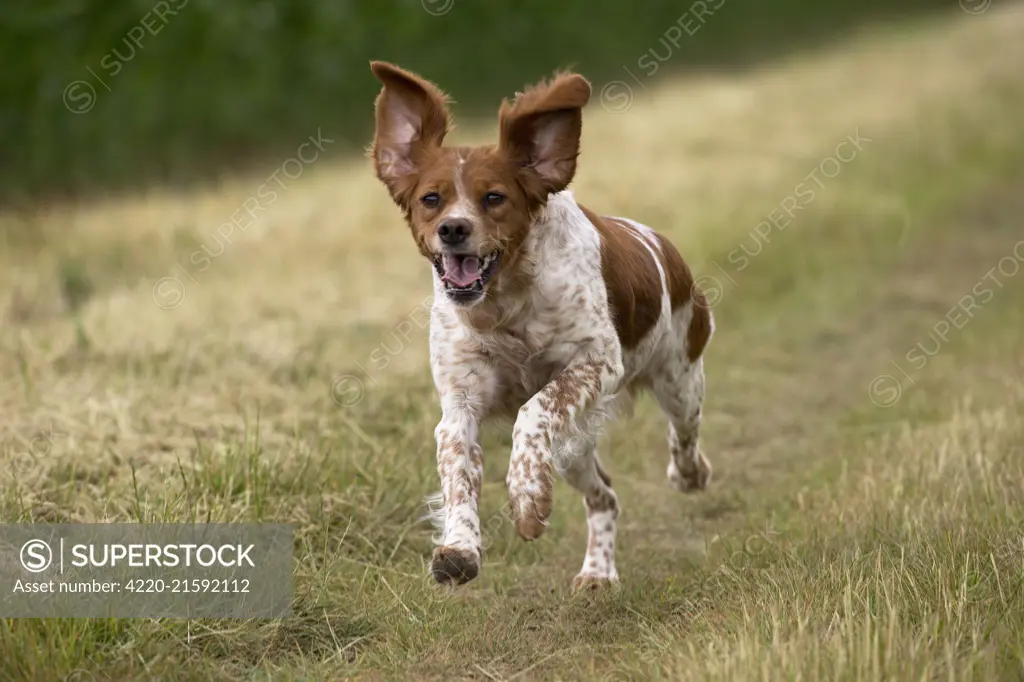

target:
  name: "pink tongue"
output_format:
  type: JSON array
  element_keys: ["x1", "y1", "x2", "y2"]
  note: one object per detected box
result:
[{"x1": 444, "y1": 256, "x2": 481, "y2": 287}]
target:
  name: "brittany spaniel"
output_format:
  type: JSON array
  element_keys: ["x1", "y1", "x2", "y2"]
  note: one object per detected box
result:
[{"x1": 369, "y1": 62, "x2": 713, "y2": 590}]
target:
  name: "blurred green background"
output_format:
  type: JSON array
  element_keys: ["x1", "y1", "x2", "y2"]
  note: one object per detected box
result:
[{"x1": 2, "y1": 0, "x2": 950, "y2": 205}]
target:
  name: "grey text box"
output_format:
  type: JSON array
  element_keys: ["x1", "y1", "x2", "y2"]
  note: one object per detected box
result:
[{"x1": 0, "y1": 524, "x2": 293, "y2": 618}]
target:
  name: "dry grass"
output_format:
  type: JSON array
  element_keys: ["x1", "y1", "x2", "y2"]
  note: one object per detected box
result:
[{"x1": 2, "y1": 5, "x2": 1024, "y2": 680}]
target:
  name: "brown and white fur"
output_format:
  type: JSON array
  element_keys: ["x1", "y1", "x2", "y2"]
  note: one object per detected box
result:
[{"x1": 369, "y1": 62, "x2": 713, "y2": 591}]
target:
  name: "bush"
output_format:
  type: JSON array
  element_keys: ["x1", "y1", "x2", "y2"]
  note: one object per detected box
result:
[{"x1": 0, "y1": 0, "x2": 948, "y2": 202}]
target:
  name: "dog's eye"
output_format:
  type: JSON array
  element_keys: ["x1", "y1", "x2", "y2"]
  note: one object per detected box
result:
[
  {"x1": 484, "y1": 192, "x2": 505, "y2": 207},
  {"x1": 421, "y1": 192, "x2": 441, "y2": 208}
]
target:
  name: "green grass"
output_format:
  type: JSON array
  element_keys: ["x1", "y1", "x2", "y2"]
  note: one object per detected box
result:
[{"x1": 2, "y1": 6, "x2": 1024, "y2": 680}]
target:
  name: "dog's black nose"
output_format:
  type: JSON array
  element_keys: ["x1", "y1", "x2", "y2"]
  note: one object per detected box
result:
[{"x1": 438, "y1": 219, "x2": 471, "y2": 245}]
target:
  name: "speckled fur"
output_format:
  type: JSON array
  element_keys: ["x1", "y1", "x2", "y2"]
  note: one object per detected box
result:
[{"x1": 369, "y1": 62, "x2": 713, "y2": 589}]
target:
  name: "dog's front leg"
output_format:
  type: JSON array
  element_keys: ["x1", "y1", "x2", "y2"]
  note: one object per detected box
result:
[
  {"x1": 430, "y1": 402, "x2": 485, "y2": 585},
  {"x1": 507, "y1": 349, "x2": 624, "y2": 540}
]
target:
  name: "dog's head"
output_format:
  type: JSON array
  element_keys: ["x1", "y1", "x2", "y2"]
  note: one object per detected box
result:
[{"x1": 369, "y1": 61, "x2": 591, "y2": 307}]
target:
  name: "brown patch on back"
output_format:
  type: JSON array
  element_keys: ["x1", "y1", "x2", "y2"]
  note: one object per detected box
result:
[
  {"x1": 686, "y1": 287, "x2": 712, "y2": 362},
  {"x1": 651, "y1": 232, "x2": 692, "y2": 310},
  {"x1": 652, "y1": 233, "x2": 711, "y2": 361},
  {"x1": 580, "y1": 205, "x2": 711, "y2": 359},
  {"x1": 580, "y1": 205, "x2": 663, "y2": 349}
]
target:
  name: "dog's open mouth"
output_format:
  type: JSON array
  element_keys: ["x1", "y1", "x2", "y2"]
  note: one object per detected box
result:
[{"x1": 434, "y1": 251, "x2": 501, "y2": 303}]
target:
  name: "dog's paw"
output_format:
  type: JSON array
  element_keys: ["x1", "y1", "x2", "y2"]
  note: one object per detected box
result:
[
  {"x1": 430, "y1": 546, "x2": 480, "y2": 585},
  {"x1": 571, "y1": 573, "x2": 620, "y2": 593},
  {"x1": 667, "y1": 451, "x2": 712, "y2": 492}
]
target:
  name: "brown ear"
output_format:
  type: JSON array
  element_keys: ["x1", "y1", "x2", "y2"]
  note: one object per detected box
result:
[
  {"x1": 498, "y1": 72, "x2": 592, "y2": 201},
  {"x1": 369, "y1": 61, "x2": 451, "y2": 205}
]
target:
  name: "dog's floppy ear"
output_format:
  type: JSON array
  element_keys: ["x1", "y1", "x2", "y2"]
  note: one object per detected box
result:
[
  {"x1": 369, "y1": 61, "x2": 451, "y2": 205},
  {"x1": 498, "y1": 71, "x2": 592, "y2": 201}
]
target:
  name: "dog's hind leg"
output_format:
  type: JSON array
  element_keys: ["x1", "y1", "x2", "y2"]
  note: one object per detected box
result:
[
  {"x1": 651, "y1": 355, "x2": 711, "y2": 492},
  {"x1": 554, "y1": 437, "x2": 620, "y2": 591}
]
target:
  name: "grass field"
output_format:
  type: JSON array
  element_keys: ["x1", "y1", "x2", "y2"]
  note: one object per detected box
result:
[{"x1": 2, "y1": 5, "x2": 1024, "y2": 680}]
